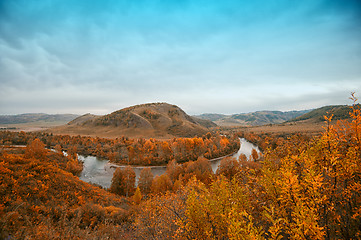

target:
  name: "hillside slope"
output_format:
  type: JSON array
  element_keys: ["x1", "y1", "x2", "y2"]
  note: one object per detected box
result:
[
  {"x1": 67, "y1": 113, "x2": 99, "y2": 125},
  {"x1": 51, "y1": 103, "x2": 213, "y2": 138},
  {"x1": 0, "y1": 147, "x2": 127, "y2": 238},
  {"x1": 195, "y1": 113, "x2": 227, "y2": 122},
  {"x1": 0, "y1": 113, "x2": 79, "y2": 125},
  {"x1": 196, "y1": 110, "x2": 309, "y2": 126},
  {"x1": 289, "y1": 104, "x2": 357, "y2": 122}
]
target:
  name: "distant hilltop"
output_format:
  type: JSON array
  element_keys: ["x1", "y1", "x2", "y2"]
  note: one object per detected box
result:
[
  {"x1": 0, "y1": 113, "x2": 79, "y2": 125},
  {"x1": 50, "y1": 102, "x2": 216, "y2": 138},
  {"x1": 288, "y1": 104, "x2": 359, "y2": 123},
  {"x1": 195, "y1": 104, "x2": 357, "y2": 127},
  {"x1": 195, "y1": 110, "x2": 310, "y2": 126}
]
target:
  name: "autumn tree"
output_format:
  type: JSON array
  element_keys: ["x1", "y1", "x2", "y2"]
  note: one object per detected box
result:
[
  {"x1": 132, "y1": 190, "x2": 188, "y2": 239},
  {"x1": 24, "y1": 138, "x2": 47, "y2": 159},
  {"x1": 70, "y1": 142, "x2": 79, "y2": 155},
  {"x1": 183, "y1": 177, "x2": 264, "y2": 239},
  {"x1": 132, "y1": 187, "x2": 142, "y2": 204},
  {"x1": 250, "y1": 148, "x2": 259, "y2": 161},
  {"x1": 238, "y1": 153, "x2": 247, "y2": 162},
  {"x1": 166, "y1": 159, "x2": 183, "y2": 183},
  {"x1": 151, "y1": 174, "x2": 173, "y2": 194},
  {"x1": 110, "y1": 166, "x2": 136, "y2": 197},
  {"x1": 216, "y1": 156, "x2": 240, "y2": 180},
  {"x1": 138, "y1": 167, "x2": 154, "y2": 196},
  {"x1": 54, "y1": 144, "x2": 63, "y2": 155},
  {"x1": 183, "y1": 156, "x2": 213, "y2": 184}
]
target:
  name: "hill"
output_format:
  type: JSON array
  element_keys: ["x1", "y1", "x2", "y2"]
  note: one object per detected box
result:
[
  {"x1": 0, "y1": 113, "x2": 79, "y2": 125},
  {"x1": 289, "y1": 104, "x2": 357, "y2": 122},
  {"x1": 51, "y1": 103, "x2": 214, "y2": 138},
  {"x1": 67, "y1": 113, "x2": 99, "y2": 125},
  {"x1": 191, "y1": 116, "x2": 218, "y2": 128},
  {"x1": 226, "y1": 105, "x2": 358, "y2": 136},
  {"x1": 196, "y1": 110, "x2": 309, "y2": 126},
  {"x1": 195, "y1": 113, "x2": 227, "y2": 122}
]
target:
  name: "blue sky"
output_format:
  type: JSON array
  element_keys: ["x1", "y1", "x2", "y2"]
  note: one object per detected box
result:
[{"x1": 0, "y1": 0, "x2": 360, "y2": 115}]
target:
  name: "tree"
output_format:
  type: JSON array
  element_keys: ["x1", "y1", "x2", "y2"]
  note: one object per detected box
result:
[
  {"x1": 250, "y1": 149, "x2": 259, "y2": 161},
  {"x1": 25, "y1": 138, "x2": 47, "y2": 159},
  {"x1": 54, "y1": 144, "x2": 63, "y2": 155},
  {"x1": 151, "y1": 174, "x2": 173, "y2": 194},
  {"x1": 184, "y1": 177, "x2": 264, "y2": 239},
  {"x1": 132, "y1": 190, "x2": 187, "y2": 239},
  {"x1": 138, "y1": 167, "x2": 154, "y2": 196},
  {"x1": 166, "y1": 159, "x2": 183, "y2": 183},
  {"x1": 238, "y1": 153, "x2": 247, "y2": 162},
  {"x1": 67, "y1": 145, "x2": 78, "y2": 160},
  {"x1": 110, "y1": 166, "x2": 136, "y2": 197},
  {"x1": 216, "y1": 156, "x2": 240, "y2": 180},
  {"x1": 132, "y1": 187, "x2": 142, "y2": 204},
  {"x1": 183, "y1": 156, "x2": 213, "y2": 185}
]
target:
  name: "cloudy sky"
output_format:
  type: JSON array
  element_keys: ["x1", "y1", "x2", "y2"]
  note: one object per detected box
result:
[{"x1": 0, "y1": 0, "x2": 360, "y2": 115}]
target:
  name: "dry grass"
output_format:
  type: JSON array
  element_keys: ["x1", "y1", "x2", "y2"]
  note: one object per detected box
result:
[
  {"x1": 48, "y1": 124, "x2": 176, "y2": 139},
  {"x1": 0, "y1": 121, "x2": 70, "y2": 132},
  {"x1": 220, "y1": 119, "x2": 329, "y2": 136}
]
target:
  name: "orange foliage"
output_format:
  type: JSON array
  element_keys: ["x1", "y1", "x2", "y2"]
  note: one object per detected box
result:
[
  {"x1": 0, "y1": 150, "x2": 127, "y2": 238},
  {"x1": 110, "y1": 166, "x2": 136, "y2": 197},
  {"x1": 151, "y1": 174, "x2": 173, "y2": 194},
  {"x1": 0, "y1": 131, "x2": 239, "y2": 166},
  {"x1": 138, "y1": 167, "x2": 154, "y2": 196}
]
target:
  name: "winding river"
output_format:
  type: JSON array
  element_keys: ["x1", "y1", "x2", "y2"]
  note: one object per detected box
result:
[{"x1": 79, "y1": 138, "x2": 260, "y2": 189}]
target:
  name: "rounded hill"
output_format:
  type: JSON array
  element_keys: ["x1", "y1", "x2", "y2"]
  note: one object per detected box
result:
[{"x1": 50, "y1": 103, "x2": 215, "y2": 138}]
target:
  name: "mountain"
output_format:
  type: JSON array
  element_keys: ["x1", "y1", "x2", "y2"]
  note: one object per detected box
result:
[
  {"x1": 195, "y1": 114, "x2": 227, "y2": 122},
  {"x1": 196, "y1": 110, "x2": 310, "y2": 126},
  {"x1": 0, "y1": 113, "x2": 79, "y2": 125},
  {"x1": 191, "y1": 116, "x2": 218, "y2": 128},
  {"x1": 289, "y1": 104, "x2": 357, "y2": 123},
  {"x1": 67, "y1": 113, "x2": 99, "y2": 125},
  {"x1": 51, "y1": 103, "x2": 215, "y2": 138}
]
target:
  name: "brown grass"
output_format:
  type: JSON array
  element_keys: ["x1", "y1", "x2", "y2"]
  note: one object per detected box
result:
[
  {"x1": 220, "y1": 119, "x2": 329, "y2": 136},
  {"x1": 47, "y1": 125, "x2": 176, "y2": 139}
]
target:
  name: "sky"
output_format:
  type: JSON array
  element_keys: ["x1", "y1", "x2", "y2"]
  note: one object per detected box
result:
[{"x1": 0, "y1": 0, "x2": 360, "y2": 115}]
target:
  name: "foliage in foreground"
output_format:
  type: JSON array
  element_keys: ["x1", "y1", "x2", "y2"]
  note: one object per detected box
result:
[
  {"x1": 0, "y1": 144, "x2": 128, "y2": 239},
  {"x1": 131, "y1": 97, "x2": 361, "y2": 239}
]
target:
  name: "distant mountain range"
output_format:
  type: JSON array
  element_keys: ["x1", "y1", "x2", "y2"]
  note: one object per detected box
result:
[
  {"x1": 195, "y1": 104, "x2": 356, "y2": 126},
  {"x1": 0, "y1": 113, "x2": 79, "y2": 125},
  {"x1": 289, "y1": 104, "x2": 358, "y2": 123},
  {"x1": 195, "y1": 110, "x2": 310, "y2": 126},
  {"x1": 1, "y1": 104, "x2": 356, "y2": 135}
]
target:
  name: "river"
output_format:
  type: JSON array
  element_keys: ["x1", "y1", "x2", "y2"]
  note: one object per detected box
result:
[{"x1": 79, "y1": 138, "x2": 260, "y2": 189}]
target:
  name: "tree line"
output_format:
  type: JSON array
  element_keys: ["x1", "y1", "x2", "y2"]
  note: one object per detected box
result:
[{"x1": 0, "y1": 131, "x2": 240, "y2": 166}]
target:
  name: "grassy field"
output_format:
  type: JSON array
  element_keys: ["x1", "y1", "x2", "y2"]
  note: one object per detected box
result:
[
  {"x1": 220, "y1": 119, "x2": 329, "y2": 136},
  {"x1": 0, "y1": 120, "x2": 72, "y2": 132}
]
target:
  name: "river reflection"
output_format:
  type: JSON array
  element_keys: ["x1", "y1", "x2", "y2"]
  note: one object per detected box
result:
[
  {"x1": 79, "y1": 155, "x2": 114, "y2": 189},
  {"x1": 79, "y1": 138, "x2": 260, "y2": 189}
]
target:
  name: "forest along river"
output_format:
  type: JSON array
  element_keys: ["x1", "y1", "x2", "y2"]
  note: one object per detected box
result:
[{"x1": 79, "y1": 138, "x2": 260, "y2": 189}]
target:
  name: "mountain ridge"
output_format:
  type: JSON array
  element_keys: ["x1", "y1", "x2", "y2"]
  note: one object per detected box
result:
[
  {"x1": 195, "y1": 109, "x2": 310, "y2": 126},
  {"x1": 289, "y1": 104, "x2": 358, "y2": 123},
  {"x1": 0, "y1": 113, "x2": 79, "y2": 125}
]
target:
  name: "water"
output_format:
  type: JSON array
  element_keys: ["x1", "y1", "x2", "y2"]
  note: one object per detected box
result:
[
  {"x1": 210, "y1": 138, "x2": 261, "y2": 172},
  {"x1": 79, "y1": 155, "x2": 114, "y2": 189},
  {"x1": 78, "y1": 138, "x2": 260, "y2": 188}
]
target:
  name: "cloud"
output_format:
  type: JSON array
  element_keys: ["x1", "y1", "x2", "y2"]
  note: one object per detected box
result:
[{"x1": 0, "y1": 0, "x2": 360, "y2": 115}]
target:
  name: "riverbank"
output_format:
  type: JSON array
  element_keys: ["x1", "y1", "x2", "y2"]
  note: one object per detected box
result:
[{"x1": 79, "y1": 138, "x2": 260, "y2": 188}]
